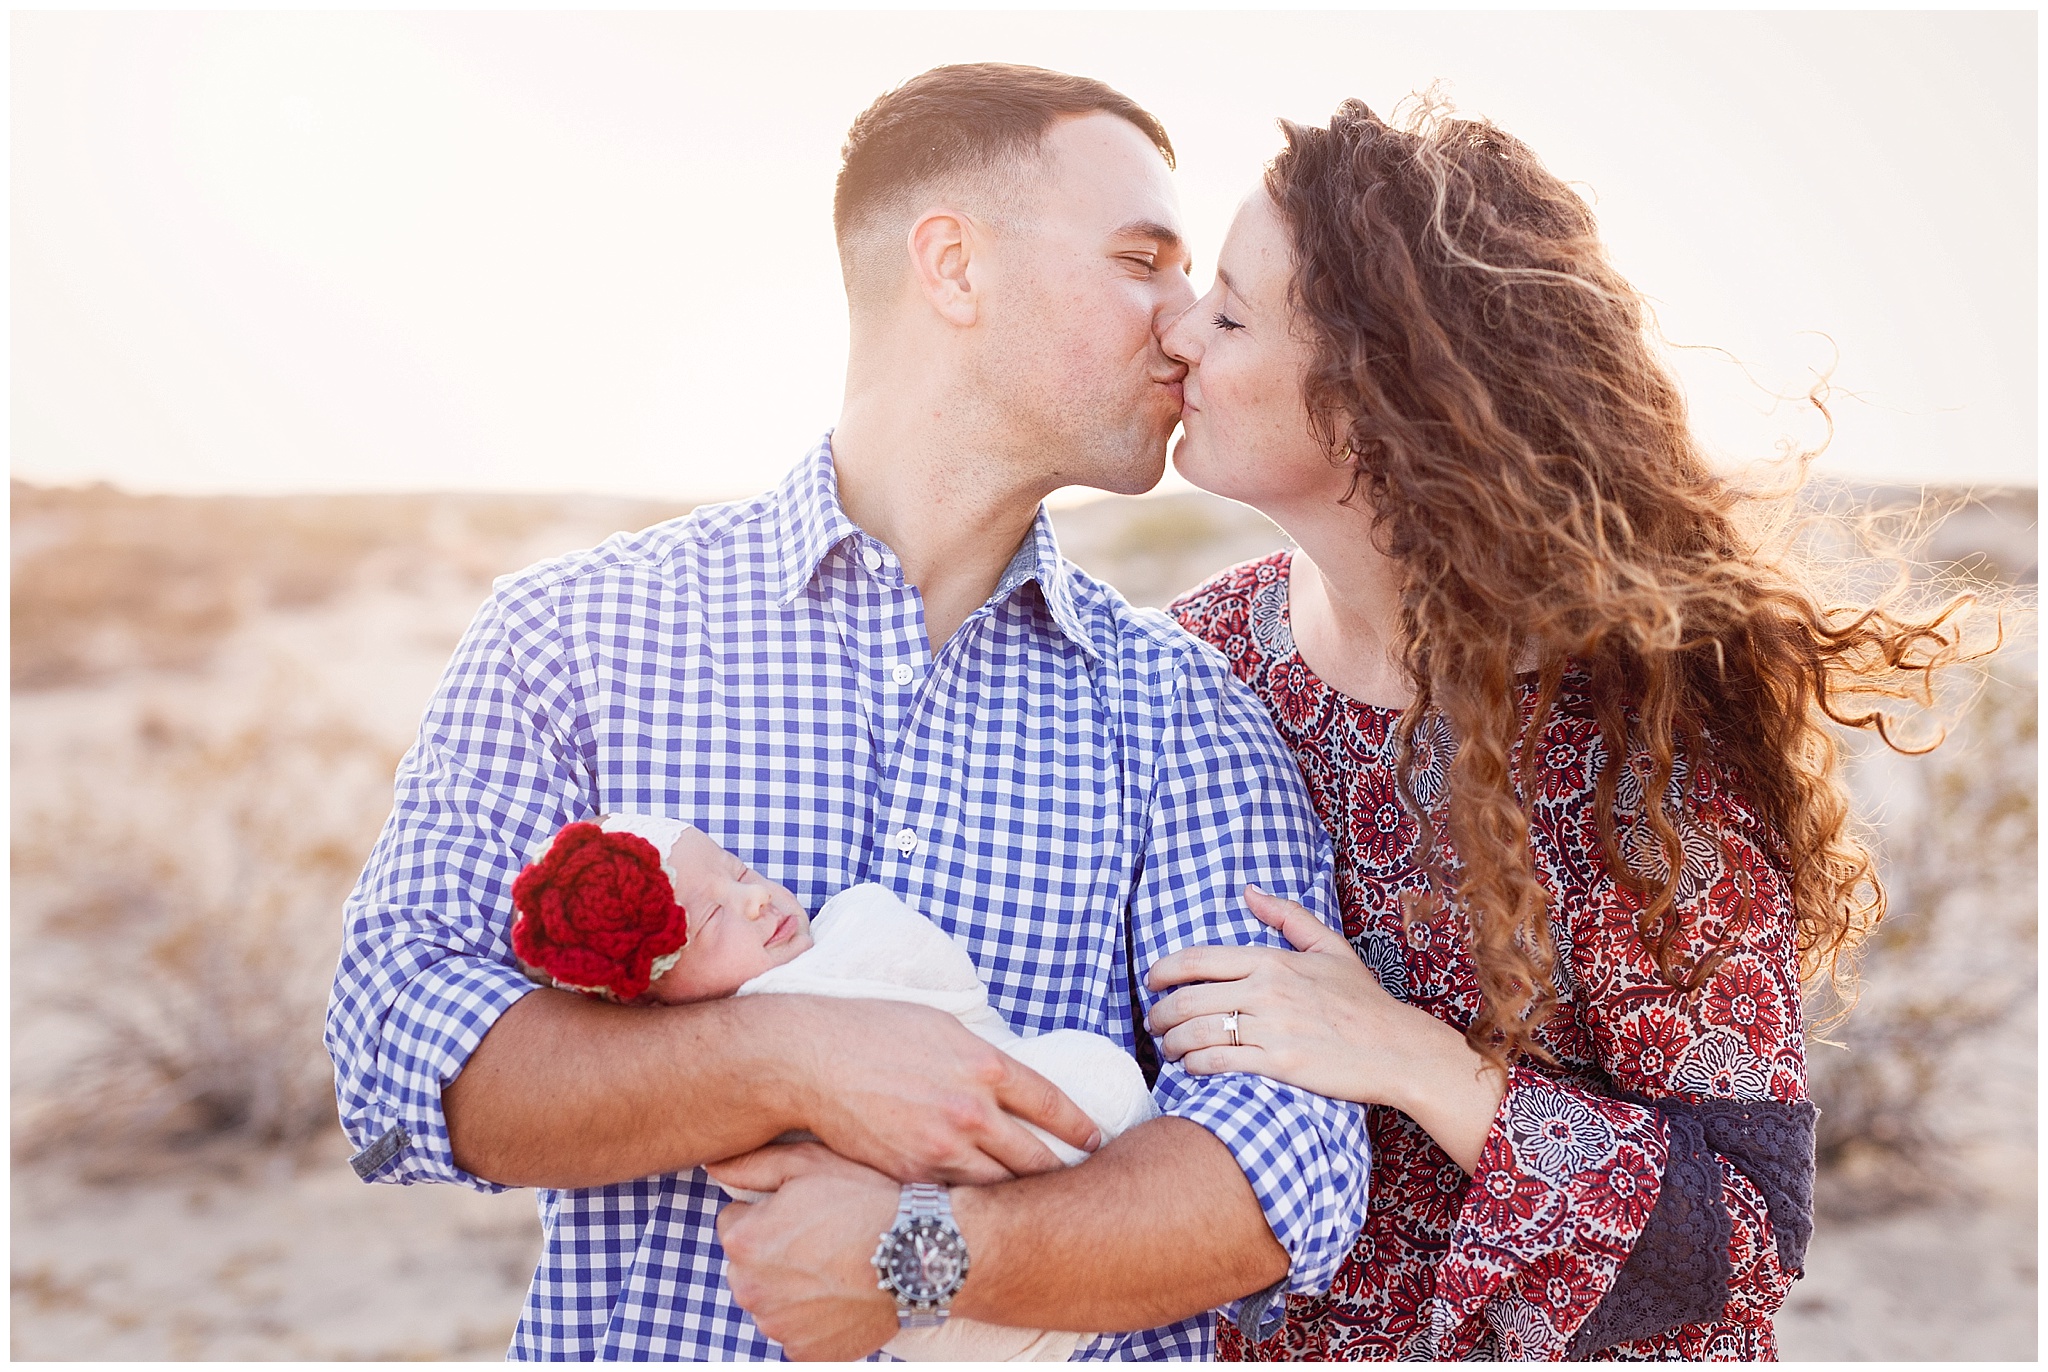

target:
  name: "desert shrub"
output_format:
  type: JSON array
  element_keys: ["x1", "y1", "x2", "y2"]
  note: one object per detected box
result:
[
  {"x1": 1111, "y1": 502, "x2": 1226, "y2": 560},
  {"x1": 14, "y1": 686, "x2": 401, "y2": 1158},
  {"x1": 1052, "y1": 492, "x2": 1287, "y2": 609},
  {"x1": 9, "y1": 482, "x2": 689, "y2": 689},
  {"x1": 8, "y1": 479, "x2": 2032, "y2": 1195},
  {"x1": 11, "y1": 484, "x2": 405, "y2": 688},
  {"x1": 11, "y1": 534, "x2": 243, "y2": 686},
  {"x1": 11, "y1": 484, "x2": 700, "y2": 1169},
  {"x1": 1807, "y1": 660, "x2": 2037, "y2": 1213}
]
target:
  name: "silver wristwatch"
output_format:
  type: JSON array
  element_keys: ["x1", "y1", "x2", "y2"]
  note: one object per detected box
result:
[{"x1": 870, "y1": 1181, "x2": 970, "y2": 1329}]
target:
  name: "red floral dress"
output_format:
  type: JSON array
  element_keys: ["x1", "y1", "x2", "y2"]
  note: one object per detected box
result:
[{"x1": 1170, "y1": 553, "x2": 1810, "y2": 1361}]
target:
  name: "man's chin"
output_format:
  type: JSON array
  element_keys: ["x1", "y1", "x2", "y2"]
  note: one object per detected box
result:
[
  {"x1": 1095, "y1": 456, "x2": 1169, "y2": 498},
  {"x1": 1055, "y1": 437, "x2": 1170, "y2": 498}
]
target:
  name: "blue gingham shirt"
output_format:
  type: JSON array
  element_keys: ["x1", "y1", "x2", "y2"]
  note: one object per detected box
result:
[{"x1": 327, "y1": 436, "x2": 1370, "y2": 1360}]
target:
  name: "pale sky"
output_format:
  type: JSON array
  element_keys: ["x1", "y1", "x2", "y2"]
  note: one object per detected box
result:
[{"x1": 12, "y1": 10, "x2": 2037, "y2": 501}]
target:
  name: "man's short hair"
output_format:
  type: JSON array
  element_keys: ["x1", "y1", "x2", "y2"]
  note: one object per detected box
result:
[{"x1": 833, "y1": 63, "x2": 1175, "y2": 306}]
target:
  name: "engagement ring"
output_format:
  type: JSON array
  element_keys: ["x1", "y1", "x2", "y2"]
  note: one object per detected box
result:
[{"x1": 1223, "y1": 1010, "x2": 1241, "y2": 1047}]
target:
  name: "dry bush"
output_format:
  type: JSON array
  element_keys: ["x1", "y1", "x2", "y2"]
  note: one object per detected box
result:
[
  {"x1": 1052, "y1": 491, "x2": 1286, "y2": 608},
  {"x1": 15, "y1": 684, "x2": 402, "y2": 1164},
  {"x1": 11, "y1": 483, "x2": 691, "y2": 1169},
  {"x1": 1777, "y1": 486, "x2": 2037, "y2": 1212},
  {"x1": 1807, "y1": 654, "x2": 2037, "y2": 1214},
  {"x1": 10, "y1": 483, "x2": 412, "y2": 688},
  {"x1": 9, "y1": 481, "x2": 688, "y2": 689},
  {"x1": 9, "y1": 480, "x2": 2032, "y2": 1197}
]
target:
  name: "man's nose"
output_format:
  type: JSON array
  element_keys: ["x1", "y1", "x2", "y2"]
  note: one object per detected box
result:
[{"x1": 1156, "y1": 269, "x2": 1197, "y2": 325}]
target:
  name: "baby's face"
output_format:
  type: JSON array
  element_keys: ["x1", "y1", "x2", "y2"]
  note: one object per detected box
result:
[{"x1": 645, "y1": 828, "x2": 813, "y2": 1003}]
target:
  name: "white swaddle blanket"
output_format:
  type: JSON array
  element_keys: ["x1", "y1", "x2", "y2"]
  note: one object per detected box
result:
[{"x1": 726, "y1": 882, "x2": 1160, "y2": 1362}]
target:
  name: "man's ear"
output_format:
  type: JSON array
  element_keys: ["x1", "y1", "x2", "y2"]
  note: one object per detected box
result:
[{"x1": 907, "y1": 208, "x2": 983, "y2": 327}]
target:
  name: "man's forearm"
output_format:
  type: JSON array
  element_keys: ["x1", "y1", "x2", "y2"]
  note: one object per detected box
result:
[
  {"x1": 445, "y1": 989, "x2": 803, "y2": 1187},
  {"x1": 949, "y1": 1115, "x2": 1289, "y2": 1332},
  {"x1": 444, "y1": 988, "x2": 1101, "y2": 1191}
]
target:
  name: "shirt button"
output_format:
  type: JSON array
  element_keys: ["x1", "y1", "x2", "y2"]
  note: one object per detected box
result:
[
  {"x1": 861, "y1": 546, "x2": 883, "y2": 571},
  {"x1": 890, "y1": 662, "x2": 914, "y2": 686},
  {"x1": 894, "y1": 827, "x2": 919, "y2": 855}
]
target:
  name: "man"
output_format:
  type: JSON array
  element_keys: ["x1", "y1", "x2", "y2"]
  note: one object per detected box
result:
[{"x1": 327, "y1": 63, "x2": 1368, "y2": 1360}]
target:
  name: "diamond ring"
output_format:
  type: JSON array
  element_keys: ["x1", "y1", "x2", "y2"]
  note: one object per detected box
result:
[{"x1": 1223, "y1": 1010, "x2": 1241, "y2": 1048}]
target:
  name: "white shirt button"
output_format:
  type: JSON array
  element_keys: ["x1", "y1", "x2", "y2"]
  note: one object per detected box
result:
[
  {"x1": 890, "y1": 662, "x2": 914, "y2": 686},
  {"x1": 894, "y1": 827, "x2": 919, "y2": 855},
  {"x1": 860, "y1": 546, "x2": 882, "y2": 571}
]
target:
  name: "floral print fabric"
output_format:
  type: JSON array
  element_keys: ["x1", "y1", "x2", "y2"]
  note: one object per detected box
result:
[{"x1": 1171, "y1": 553, "x2": 1806, "y2": 1361}]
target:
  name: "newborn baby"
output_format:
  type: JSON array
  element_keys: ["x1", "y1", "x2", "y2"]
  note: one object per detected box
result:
[{"x1": 510, "y1": 813, "x2": 1159, "y2": 1361}]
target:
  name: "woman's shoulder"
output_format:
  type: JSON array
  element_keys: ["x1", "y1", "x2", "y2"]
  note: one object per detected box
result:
[{"x1": 1166, "y1": 549, "x2": 1294, "y2": 651}]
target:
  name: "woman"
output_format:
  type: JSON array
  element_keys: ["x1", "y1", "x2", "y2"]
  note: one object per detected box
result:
[{"x1": 1148, "y1": 98, "x2": 1972, "y2": 1360}]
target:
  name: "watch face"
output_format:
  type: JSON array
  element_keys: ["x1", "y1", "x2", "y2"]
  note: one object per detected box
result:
[{"x1": 883, "y1": 1217, "x2": 968, "y2": 1300}]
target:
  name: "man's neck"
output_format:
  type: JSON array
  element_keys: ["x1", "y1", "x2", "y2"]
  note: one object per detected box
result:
[{"x1": 830, "y1": 401, "x2": 1052, "y2": 654}]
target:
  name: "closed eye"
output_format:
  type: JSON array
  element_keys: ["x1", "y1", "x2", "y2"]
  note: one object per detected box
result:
[{"x1": 1213, "y1": 312, "x2": 1246, "y2": 332}]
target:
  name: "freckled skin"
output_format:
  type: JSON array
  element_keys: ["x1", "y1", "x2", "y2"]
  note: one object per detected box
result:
[{"x1": 1159, "y1": 190, "x2": 1342, "y2": 517}]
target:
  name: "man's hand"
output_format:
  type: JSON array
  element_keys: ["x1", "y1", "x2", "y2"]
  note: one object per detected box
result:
[
  {"x1": 716, "y1": 1119, "x2": 1294, "y2": 1350},
  {"x1": 795, "y1": 998, "x2": 1101, "y2": 1185},
  {"x1": 711, "y1": 1143, "x2": 902, "y2": 1361},
  {"x1": 445, "y1": 991, "x2": 1100, "y2": 1189}
]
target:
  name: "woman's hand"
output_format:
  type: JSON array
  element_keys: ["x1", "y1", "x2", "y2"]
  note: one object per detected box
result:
[{"x1": 1145, "y1": 886, "x2": 1506, "y2": 1173}]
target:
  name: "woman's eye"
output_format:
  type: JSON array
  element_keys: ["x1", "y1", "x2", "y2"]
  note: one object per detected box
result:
[
  {"x1": 1213, "y1": 312, "x2": 1247, "y2": 333},
  {"x1": 1123, "y1": 255, "x2": 1156, "y2": 273}
]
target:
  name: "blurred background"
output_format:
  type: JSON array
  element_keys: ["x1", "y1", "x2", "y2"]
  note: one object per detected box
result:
[{"x1": 10, "y1": 10, "x2": 2036, "y2": 1361}]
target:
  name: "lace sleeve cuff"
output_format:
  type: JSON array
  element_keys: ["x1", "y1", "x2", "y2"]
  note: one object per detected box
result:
[
  {"x1": 1563, "y1": 1108, "x2": 1727, "y2": 1357},
  {"x1": 1564, "y1": 1097, "x2": 1817, "y2": 1357}
]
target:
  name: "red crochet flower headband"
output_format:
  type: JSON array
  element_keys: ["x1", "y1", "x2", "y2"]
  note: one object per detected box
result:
[{"x1": 510, "y1": 821, "x2": 691, "y2": 1003}]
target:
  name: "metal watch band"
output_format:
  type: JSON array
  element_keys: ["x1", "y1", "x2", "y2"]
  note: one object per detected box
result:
[
  {"x1": 881, "y1": 1182, "x2": 963, "y2": 1329},
  {"x1": 897, "y1": 1183, "x2": 952, "y2": 1328},
  {"x1": 901, "y1": 1181, "x2": 949, "y2": 1224}
]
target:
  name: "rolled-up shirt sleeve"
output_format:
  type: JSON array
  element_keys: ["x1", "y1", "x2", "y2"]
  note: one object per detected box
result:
[
  {"x1": 325, "y1": 570, "x2": 594, "y2": 1189},
  {"x1": 1124, "y1": 641, "x2": 1372, "y2": 1310}
]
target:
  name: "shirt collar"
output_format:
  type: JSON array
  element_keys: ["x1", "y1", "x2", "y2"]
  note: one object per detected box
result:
[
  {"x1": 771, "y1": 435, "x2": 865, "y2": 605},
  {"x1": 994, "y1": 504, "x2": 1101, "y2": 664},
  {"x1": 771, "y1": 434, "x2": 1102, "y2": 664}
]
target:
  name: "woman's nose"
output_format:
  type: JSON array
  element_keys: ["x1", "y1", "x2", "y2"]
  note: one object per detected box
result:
[{"x1": 1158, "y1": 300, "x2": 1201, "y2": 367}]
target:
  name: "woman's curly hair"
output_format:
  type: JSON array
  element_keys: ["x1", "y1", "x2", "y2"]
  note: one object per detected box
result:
[{"x1": 1266, "y1": 95, "x2": 1981, "y2": 1071}]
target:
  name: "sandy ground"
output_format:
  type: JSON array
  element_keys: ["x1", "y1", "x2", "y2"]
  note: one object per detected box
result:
[
  {"x1": 1780, "y1": 1198, "x2": 2037, "y2": 1360},
  {"x1": 9, "y1": 1131, "x2": 2034, "y2": 1361},
  {"x1": 11, "y1": 1137, "x2": 541, "y2": 1361}
]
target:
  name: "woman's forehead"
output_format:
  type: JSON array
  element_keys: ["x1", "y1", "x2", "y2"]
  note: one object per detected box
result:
[{"x1": 1218, "y1": 192, "x2": 1291, "y2": 305}]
